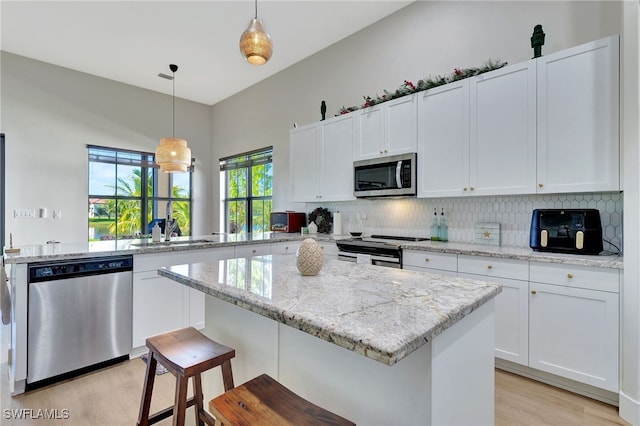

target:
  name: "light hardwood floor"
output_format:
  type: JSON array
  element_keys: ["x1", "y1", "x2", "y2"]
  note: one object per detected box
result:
[{"x1": 1, "y1": 357, "x2": 630, "y2": 426}]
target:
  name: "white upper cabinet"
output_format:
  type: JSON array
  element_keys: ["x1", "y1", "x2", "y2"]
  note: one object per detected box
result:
[
  {"x1": 290, "y1": 123, "x2": 320, "y2": 202},
  {"x1": 417, "y1": 80, "x2": 470, "y2": 198},
  {"x1": 290, "y1": 115, "x2": 355, "y2": 202},
  {"x1": 469, "y1": 61, "x2": 537, "y2": 195},
  {"x1": 418, "y1": 61, "x2": 536, "y2": 198},
  {"x1": 320, "y1": 114, "x2": 356, "y2": 201},
  {"x1": 355, "y1": 94, "x2": 417, "y2": 160},
  {"x1": 536, "y1": 35, "x2": 620, "y2": 193}
]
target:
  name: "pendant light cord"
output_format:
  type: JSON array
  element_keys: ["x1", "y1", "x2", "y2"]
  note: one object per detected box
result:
[
  {"x1": 254, "y1": 0, "x2": 258, "y2": 19},
  {"x1": 172, "y1": 70, "x2": 175, "y2": 138}
]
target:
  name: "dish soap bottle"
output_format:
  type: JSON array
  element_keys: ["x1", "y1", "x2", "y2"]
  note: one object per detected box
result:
[
  {"x1": 430, "y1": 208, "x2": 440, "y2": 241},
  {"x1": 151, "y1": 223, "x2": 161, "y2": 242},
  {"x1": 438, "y1": 208, "x2": 448, "y2": 242}
]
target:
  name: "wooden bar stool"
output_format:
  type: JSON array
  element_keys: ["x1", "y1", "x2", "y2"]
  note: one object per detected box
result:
[
  {"x1": 137, "y1": 327, "x2": 235, "y2": 426},
  {"x1": 208, "y1": 373, "x2": 355, "y2": 426}
]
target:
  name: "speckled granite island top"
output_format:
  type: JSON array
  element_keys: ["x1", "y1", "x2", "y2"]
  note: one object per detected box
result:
[{"x1": 159, "y1": 254, "x2": 502, "y2": 366}]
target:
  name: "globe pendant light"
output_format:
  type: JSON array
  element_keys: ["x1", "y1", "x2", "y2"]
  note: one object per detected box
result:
[
  {"x1": 156, "y1": 64, "x2": 191, "y2": 173},
  {"x1": 239, "y1": 0, "x2": 272, "y2": 65}
]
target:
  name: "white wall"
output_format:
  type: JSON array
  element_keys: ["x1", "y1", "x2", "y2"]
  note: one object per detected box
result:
[
  {"x1": 1, "y1": 52, "x2": 213, "y2": 245},
  {"x1": 621, "y1": 1, "x2": 640, "y2": 424},
  {"x1": 210, "y1": 0, "x2": 622, "y2": 231}
]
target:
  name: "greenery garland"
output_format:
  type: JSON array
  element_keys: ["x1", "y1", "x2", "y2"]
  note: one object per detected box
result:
[
  {"x1": 338, "y1": 59, "x2": 508, "y2": 115},
  {"x1": 308, "y1": 207, "x2": 333, "y2": 233}
]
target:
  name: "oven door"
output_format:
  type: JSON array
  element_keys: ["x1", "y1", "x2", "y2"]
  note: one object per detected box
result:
[{"x1": 337, "y1": 251, "x2": 401, "y2": 269}]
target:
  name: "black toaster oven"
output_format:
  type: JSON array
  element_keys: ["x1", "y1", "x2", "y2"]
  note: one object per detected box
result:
[{"x1": 529, "y1": 209, "x2": 603, "y2": 255}]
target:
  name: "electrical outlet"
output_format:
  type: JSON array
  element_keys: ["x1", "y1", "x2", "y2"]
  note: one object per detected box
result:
[
  {"x1": 53, "y1": 210, "x2": 62, "y2": 219},
  {"x1": 14, "y1": 209, "x2": 36, "y2": 218}
]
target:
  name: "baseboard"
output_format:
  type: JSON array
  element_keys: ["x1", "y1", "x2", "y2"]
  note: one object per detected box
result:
[
  {"x1": 129, "y1": 346, "x2": 149, "y2": 359},
  {"x1": 496, "y1": 359, "x2": 619, "y2": 406},
  {"x1": 619, "y1": 390, "x2": 640, "y2": 426}
]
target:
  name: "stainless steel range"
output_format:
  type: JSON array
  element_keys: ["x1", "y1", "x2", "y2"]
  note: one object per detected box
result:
[{"x1": 336, "y1": 235, "x2": 429, "y2": 268}]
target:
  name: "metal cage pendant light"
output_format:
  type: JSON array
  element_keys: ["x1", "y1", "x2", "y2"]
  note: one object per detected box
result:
[
  {"x1": 239, "y1": 0, "x2": 272, "y2": 65},
  {"x1": 156, "y1": 64, "x2": 191, "y2": 173}
]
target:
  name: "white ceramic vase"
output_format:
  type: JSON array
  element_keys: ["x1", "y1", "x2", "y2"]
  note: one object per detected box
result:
[{"x1": 296, "y1": 238, "x2": 324, "y2": 276}]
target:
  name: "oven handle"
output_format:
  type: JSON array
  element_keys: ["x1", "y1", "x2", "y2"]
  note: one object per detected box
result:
[{"x1": 337, "y1": 252, "x2": 400, "y2": 265}]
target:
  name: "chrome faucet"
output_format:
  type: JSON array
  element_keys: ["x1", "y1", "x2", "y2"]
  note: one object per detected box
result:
[{"x1": 165, "y1": 201, "x2": 178, "y2": 242}]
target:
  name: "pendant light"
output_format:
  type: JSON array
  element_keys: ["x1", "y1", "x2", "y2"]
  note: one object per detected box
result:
[
  {"x1": 239, "y1": 0, "x2": 272, "y2": 65},
  {"x1": 155, "y1": 64, "x2": 191, "y2": 173}
]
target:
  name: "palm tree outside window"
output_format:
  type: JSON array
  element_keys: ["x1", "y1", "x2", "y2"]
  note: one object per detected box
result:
[
  {"x1": 220, "y1": 147, "x2": 273, "y2": 234},
  {"x1": 88, "y1": 145, "x2": 193, "y2": 241}
]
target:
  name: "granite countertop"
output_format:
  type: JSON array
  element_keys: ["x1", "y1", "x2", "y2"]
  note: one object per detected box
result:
[
  {"x1": 3, "y1": 232, "x2": 623, "y2": 269},
  {"x1": 2, "y1": 233, "x2": 310, "y2": 264},
  {"x1": 400, "y1": 240, "x2": 623, "y2": 269},
  {"x1": 159, "y1": 254, "x2": 502, "y2": 366}
]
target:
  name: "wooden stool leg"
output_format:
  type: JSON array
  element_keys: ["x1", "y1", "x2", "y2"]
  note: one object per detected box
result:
[
  {"x1": 137, "y1": 353, "x2": 158, "y2": 426},
  {"x1": 193, "y1": 374, "x2": 205, "y2": 426},
  {"x1": 220, "y1": 359, "x2": 234, "y2": 391},
  {"x1": 173, "y1": 375, "x2": 189, "y2": 426}
]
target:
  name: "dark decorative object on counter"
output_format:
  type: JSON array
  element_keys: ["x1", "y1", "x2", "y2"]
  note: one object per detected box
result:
[
  {"x1": 308, "y1": 207, "x2": 333, "y2": 233},
  {"x1": 321, "y1": 101, "x2": 327, "y2": 121},
  {"x1": 531, "y1": 24, "x2": 545, "y2": 58}
]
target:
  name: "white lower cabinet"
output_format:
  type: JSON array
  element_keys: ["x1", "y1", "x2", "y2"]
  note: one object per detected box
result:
[
  {"x1": 529, "y1": 263, "x2": 619, "y2": 392},
  {"x1": 458, "y1": 256, "x2": 529, "y2": 366},
  {"x1": 234, "y1": 243, "x2": 271, "y2": 258},
  {"x1": 132, "y1": 247, "x2": 234, "y2": 350},
  {"x1": 402, "y1": 250, "x2": 457, "y2": 277},
  {"x1": 132, "y1": 270, "x2": 185, "y2": 349},
  {"x1": 271, "y1": 241, "x2": 298, "y2": 255}
]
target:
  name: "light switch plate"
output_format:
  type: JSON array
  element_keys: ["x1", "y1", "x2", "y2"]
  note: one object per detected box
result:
[{"x1": 14, "y1": 209, "x2": 36, "y2": 218}]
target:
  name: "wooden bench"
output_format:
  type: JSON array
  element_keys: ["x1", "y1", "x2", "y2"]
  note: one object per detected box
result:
[{"x1": 208, "y1": 373, "x2": 355, "y2": 426}]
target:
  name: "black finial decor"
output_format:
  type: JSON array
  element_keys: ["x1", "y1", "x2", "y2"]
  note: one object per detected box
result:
[
  {"x1": 321, "y1": 101, "x2": 327, "y2": 121},
  {"x1": 531, "y1": 24, "x2": 545, "y2": 58}
]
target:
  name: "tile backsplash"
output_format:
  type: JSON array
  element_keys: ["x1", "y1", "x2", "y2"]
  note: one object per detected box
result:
[{"x1": 308, "y1": 192, "x2": 623, "y2": 253}]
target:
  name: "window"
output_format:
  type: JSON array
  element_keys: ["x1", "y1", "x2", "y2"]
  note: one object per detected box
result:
[
  {"x1": 88, "y1": 145, "x2": 193, "y2": 241},
  {"x1": 220, "y1": 147, "x2": 273, "y2": 233}
]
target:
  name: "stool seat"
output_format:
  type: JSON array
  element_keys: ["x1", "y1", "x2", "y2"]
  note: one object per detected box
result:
[
  {"x1": 138, "y1": 327, "x2": 235, "y2": 426},
  {"x1": 146, "y1": 326, "x2": 235, "y2": 378},
  {"x1": 208, "y1": 374, "x2": 355, "y2": 426}
]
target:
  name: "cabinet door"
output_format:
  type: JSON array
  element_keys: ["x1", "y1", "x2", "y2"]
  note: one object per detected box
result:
[
  {"x1": 386, "y1": 94, "x2": 418, "y2": 156},
  {"x1": 417, "y1": 81, "x2": 470, "y2": 198},
  {"x1": 460, "y1": 273, "x2": 529, "y2": 365},
  {"x1": 529, "y1": 282, "x2": 619, "y2": 392},
  {"x1": 355, "y1": 106, "x2": 385, "y2": 160},
  {"x1": 319, "y1": 115, "x2": 356, "y2": 201},
  {"x1": 470, "y1": 61, "x2": 537, "y2": 195},
  {"x1": 290, "y1": 124, "x2": 320, "y2": 202},
  {"x1": 537, "y1": 35, "x2": 620, "y2": 193},
  {"x1": 132, "y1": 271, "x2": 184, "y2": 348}
]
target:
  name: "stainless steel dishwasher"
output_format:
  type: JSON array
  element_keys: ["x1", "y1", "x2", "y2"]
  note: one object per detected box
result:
[{"x1": 27, "y1": 255, "x2": 133, "y2": 386}]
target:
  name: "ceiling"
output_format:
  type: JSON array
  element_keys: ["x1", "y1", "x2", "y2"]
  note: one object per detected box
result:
[{"x1": 1, "y1": 1, "x2": 412, "y2": 106}]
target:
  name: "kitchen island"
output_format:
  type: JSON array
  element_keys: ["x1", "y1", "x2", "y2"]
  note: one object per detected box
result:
[{"x1": 160, "y1": 254, "x2": 502, "y2": 425}]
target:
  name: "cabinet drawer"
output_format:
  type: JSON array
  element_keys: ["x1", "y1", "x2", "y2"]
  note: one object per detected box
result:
[
  {"x1": 403, "y1": 251, "x2": 457, "y2": 272},
  {"x1": 458, "y1": 255, "x2": 528, "y2": 280},
  {"x1": 234, "y1": 243, "x2": 271, "y2": 258},
  {"x1": 530, "y1": 262, "x2": 619, "y2": 293},
  {"x1": 271, "y1": 241, "x2": 298, "y2": 255}
]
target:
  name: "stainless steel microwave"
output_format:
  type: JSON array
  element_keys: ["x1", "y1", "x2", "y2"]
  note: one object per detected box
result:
[{"x1": 354, "y1": 153, "x2": 416, "y2": 198}]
